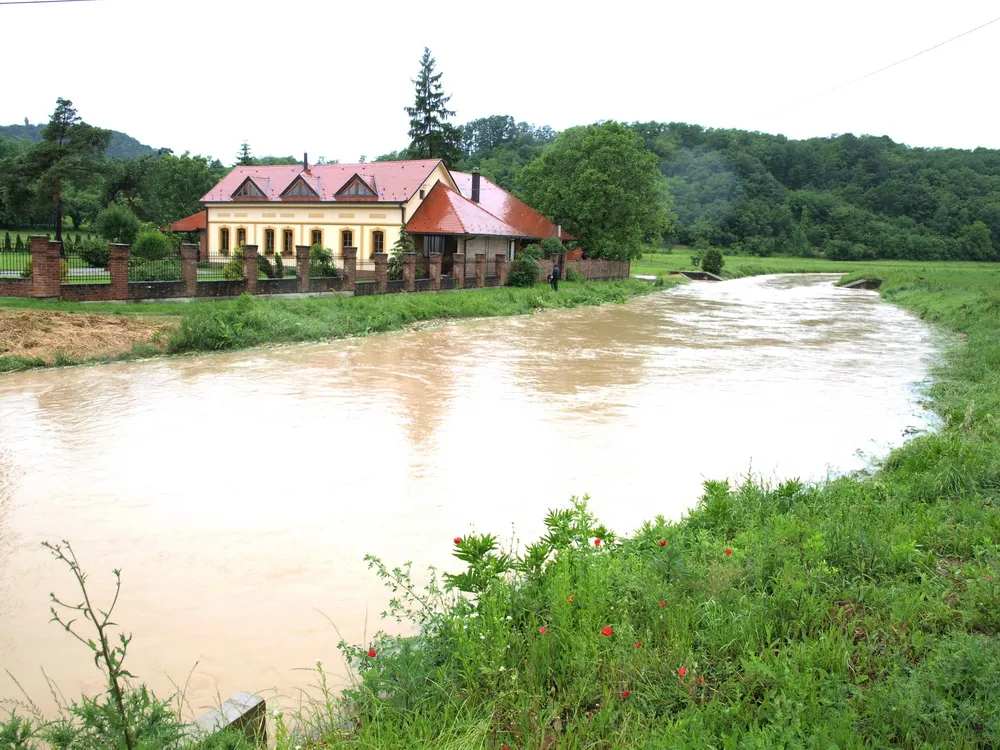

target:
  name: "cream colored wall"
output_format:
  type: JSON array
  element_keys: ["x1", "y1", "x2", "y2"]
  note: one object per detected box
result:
[
  {"x1": 465, "y1": 236, "x2": 511, "y2": 257},
  {"x1": 402, "y1": 162, "x2": 457, "y2": 222},
  {"x1": 206, "y1": 203, "x2": 406, "y2": 265}
]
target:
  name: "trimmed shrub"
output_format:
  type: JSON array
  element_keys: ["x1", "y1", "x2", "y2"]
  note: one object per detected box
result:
[
  {"x1": 221, "y1": 247, "x2": 244, "y2": 280},
  {"x1": 131, "y1": 230, "x2": 173, "y2": 261},
  {"x1": 274, "y1": 252, "x2": 284, "y2": 279},
  {"x1": 95, "y1": 205, "x2": 140, "y2": 245},
  {"x1": 507, "y1": 255, "x2": 540, "y2": 287},
  {"x1": 701, "y1": 248, "x2": 724, "y2": 275},
  {"x1": 79, "y1": 237, "x2": 110, "y2": 268},
  {"x1": 257, "y1": 254, "x2": 275, "y2": 279},
  {"x1": 15, "y1": 234, "x2": 24, "y2": 253},
  {"x1": 519, "y1": 243, "x2": 543, "y2": 260},
  {"x1": 2, "y1": 232, "x2": 10, "y2": 252}
]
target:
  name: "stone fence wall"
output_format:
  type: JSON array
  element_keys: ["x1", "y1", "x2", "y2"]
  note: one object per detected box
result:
[{"x1": 0, "y1": 236, "x2": 630, "y2": 303}]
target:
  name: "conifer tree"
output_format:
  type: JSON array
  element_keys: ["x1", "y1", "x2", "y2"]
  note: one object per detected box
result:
[
  {"x1": 387, "y1": 226, "x2": 415, "y2": 281},
  {"x1": 15, "y1": 234, "x2": 24, "y2": 252},
  {"x1": 236, "y1": 141, "x2": 254, "y2": 166},
  {"x1": 404, "y1": 48, "x2": 462, "y2": 166},
  {"x1": 3, "y1": 231, "x2": 10, "y2": 252}
]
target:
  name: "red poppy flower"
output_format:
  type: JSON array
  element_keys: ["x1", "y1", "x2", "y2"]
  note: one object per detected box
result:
[
  {"x1": 601, "y1": 626, "x2": 613, "y2": 637},
  {"x1": 696, "y1": 676, "x2": 704, "y2": 685},
  {"x1": 367, "y1": 648, "x2": 376, "y2": 658},
  {"x1": 659, "y1": 600, "x2": 666, "y2": 608},
  {"x1": 453, "y1": 537, "x2": 462, "y2": 545},
  {"x1": 586, "y1": 711, "x2": 593, "y2": 718},
  {"x1": 725, "y1": 548, "x2": 733, "y2": 556},
  {"x1": 678, "y1": 666, "x2": 687, "y2": 677},
  {"x1": 658, "y1": 539, "x2": 667, "y2": 547},
  {"x1": 538, "y1": 626, "x2": 547, "y2": 635},
  {"x1": 594, "y1": 538, "x2": 602, "y2": 547},
  {"x1": 621, "y1": 690, "x2": 631, "y2": 698},
  {"x1": 635, "y1": 641, "x2": 643, "y2": 649}
]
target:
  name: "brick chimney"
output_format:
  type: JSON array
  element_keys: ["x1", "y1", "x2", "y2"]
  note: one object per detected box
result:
[
  {"x1": 471, "y1": 168, "x2": 481, "y2": 203},
  {"x1": 303, "y1": 152, "x2": 309, "y2": 172}
]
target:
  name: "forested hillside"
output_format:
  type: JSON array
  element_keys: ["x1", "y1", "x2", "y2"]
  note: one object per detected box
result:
[
  {"x1": 0, "y1": 122, "x2": 157, "y2": 159},
  {"x1": 453, "y1": 117, "x2": 1000, "y2": 262}
]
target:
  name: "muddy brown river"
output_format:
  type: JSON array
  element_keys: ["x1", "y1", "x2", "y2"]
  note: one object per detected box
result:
[{"x1": 0, "y1": 274, "x2": 938, "y2": 716}]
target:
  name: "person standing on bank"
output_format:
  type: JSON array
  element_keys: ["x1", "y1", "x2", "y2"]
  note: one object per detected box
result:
[{"x1": 550, "y1": 261, "x2": 560, "y2": 291}]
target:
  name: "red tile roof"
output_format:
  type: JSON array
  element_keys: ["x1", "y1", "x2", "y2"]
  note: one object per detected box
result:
[
  {"x1": 406, "y1": 182, "x2": 527, "y2": 237},
  {"x1": 451, "y1": 172, "x2": 575, "y2": 241},
  {"x1": 201, "y1": 159, "x2": 443, "y2": 203},
  {"x1": 164, "y1": 210, "x2": 207, "y2": 232}
]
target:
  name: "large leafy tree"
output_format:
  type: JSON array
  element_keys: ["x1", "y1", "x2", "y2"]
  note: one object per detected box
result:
[
  {"x1": 17, "y1": 98, "x2": 110, "y2": 242},
  {"x1": 405, "y1": 48, "x2": 462, "y2": 167},
  {"x1": 146, "y1": 152, "x2": 223, "y2": 224},
  {"x1": 520, "y1": 122, "x2": 673, "y2": 259}
]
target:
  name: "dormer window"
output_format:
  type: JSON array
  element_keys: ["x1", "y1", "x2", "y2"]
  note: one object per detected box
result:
[
  {"x1": 280, "y1": 176, "x2": 319, "y2": 199},
  {"x1": 335, "y1": 174, "x2": 377, "y2": 199},
  {"x1": 232, "y1": 177, "x2": 266, "y2": 199}
]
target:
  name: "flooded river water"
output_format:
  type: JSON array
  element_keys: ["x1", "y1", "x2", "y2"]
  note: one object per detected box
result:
[{"x1": 0, "y1": 274, "x2": 939, "y2": 715}]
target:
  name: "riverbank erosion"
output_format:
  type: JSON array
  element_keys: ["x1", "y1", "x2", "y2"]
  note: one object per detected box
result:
[
  {"x1": 0, "y1": 279, "x2": 665, "y2": 372},
  {"x1": 316, "y1": 264, "x2": 1000, "y2": 748}
]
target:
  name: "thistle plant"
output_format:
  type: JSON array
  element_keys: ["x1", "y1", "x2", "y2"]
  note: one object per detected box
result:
[{"x1": 43, "y1": 540, "x2": 136, "y2": 750}]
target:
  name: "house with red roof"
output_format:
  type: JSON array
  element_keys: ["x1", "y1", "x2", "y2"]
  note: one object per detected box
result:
[{"x1": 196, "y1": 155, "x2": 572, "y2": 274}]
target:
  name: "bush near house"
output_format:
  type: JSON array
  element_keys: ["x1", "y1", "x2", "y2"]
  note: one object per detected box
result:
[
  {"x1": 507, "y1": 254, "x2": 541, "y2": 287},
  {"x1": 309, "y1": 244, "x2": 338, "y2": 278},
  {"x1": 78, "y1": 237, "x2": 110, "y2": 268}
]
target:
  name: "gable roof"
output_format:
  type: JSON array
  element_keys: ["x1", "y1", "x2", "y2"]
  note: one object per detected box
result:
[
  {"x1": 231, "y1": 176, "x2": 268, "y2": 199},
  {"x1": 279, "y1": 175, "x2": 320, "y2": 199},
  {"x1": 451, "y1": 171, "x2": 575, "y2": 241},
  {"x1": 203, "y1": 159, "x2": 444, "y2": 203},
  {"x1": 406, "y1": 181, "x2": 527, "y2": 237},
  {"x1": 333, "y1": 172, "x2": 378, "y2": 199}
]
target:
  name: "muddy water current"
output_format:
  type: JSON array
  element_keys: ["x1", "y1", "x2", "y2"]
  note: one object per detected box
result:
[{"x1": 0, "y1": 274, "x2": 939, "y2": 716}]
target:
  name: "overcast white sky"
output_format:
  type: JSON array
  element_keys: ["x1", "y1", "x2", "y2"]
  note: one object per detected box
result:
[{"x1": 3, "y1": 0, "x2": 998, "y2": 163}]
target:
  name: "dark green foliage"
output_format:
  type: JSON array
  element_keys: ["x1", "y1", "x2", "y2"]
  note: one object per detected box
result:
[
  {"x1": 14, "y1": 234, "x2": 24, "y2": 252},
  {"x1": 130, "y1": 229, "x2": 172, "y2": 261},
  {"x1": 95, "y1": 204, "x2": 140, "y2": 244},
  {"x1": 2, "y1": 231, "x2": 10, "y2": 252},
  {"x1": 309, "y1": 244, "x2": 338, "y2": 278},
  {"x1": 236, "y1": 141, "x2": 254, "y2": 166},
  {"x1": 701, "y1": 248, "x2": 724, "y2": 274},
  {"x1": 257, "y1": 253, "x2": 275, "y2": 279},
  {"x1": 539, "y1": 237, "x2": 563, "y2": 258},
  {"x1": 520, "y1": 122, "x2": 673, "y2": 260},
  {"x1": 404, "y1": 48, "x2": 462, "y2": 166},
  {"x1": 78, "y1": 236, "x2": 109, "y2": 268},
  {"x1": 566, "y1": 267, "x2": 584, "y2": 282},
  {"x1": 518, "y1": 243, "x2": 543, "y2": 260},
  {"x1": 507, "y1": 254, "x2": 540, "y2": 287},
  {"x1": 388, "y1": 227, "x2": 415, "y2": 281},
  {"x1": 274, "y1": 251, "x2": 284, "y2": 279},
  {"x1": 127, "y1": 259, "x2": 181, "y2": 282}
]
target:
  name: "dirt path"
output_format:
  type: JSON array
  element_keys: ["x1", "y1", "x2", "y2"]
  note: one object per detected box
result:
[{"x1": 0, "y1": 309, "x2": 177, "y2": 365}]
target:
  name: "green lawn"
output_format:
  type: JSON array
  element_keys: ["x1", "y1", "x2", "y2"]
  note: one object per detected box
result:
[{"x1": 632, "y1": 250, "x2": 1000, "y2": 280}]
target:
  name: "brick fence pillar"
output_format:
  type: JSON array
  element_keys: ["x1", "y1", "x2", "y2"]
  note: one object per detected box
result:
[
  {"x1": 428, "y1": 252, "x2": 442, "y2": 291},
  {"x1": 373, "y1": 252, "x2": 388, "y2": 294},
  {"x1": 495, "y1": 253, "x2": 507, "y2": 286},
  {"x1": 30, "y1": 235, "x2": 61, "y2": 298},
  {"x1": 242, "y1": 244, "x2": 258, "y2": 294},
  {"x1": 295, "y1": 245, "x2": 311, "y2": 292},
  {"x1": 109, "y1": 243, "x2": 129, "y2": 300},
  {"x1": 342, "y1": 247, "x2": 357, "y2": 292},
  {"x1": 180, "y1": 243, "x2": 198, "y2": 297},
  {"x1": 451, "y1": 252, "x2": 465, "y2": 289},
  {"x1": 475, "y1": 253, "x2": 486, "y2": 288},
  {"x1": 402, "y1": 253, "x2": 416, "y2": 292}
]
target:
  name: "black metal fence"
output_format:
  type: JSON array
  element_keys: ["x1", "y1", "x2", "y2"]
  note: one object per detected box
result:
[
  {"x1": 441, "y1": 276, "x2": 456, "y2": 290},
  {"x1": 62, "y1": 248, "x2": 110, "y2": 285},
  {"x1": 355, "y1": 281, "x2": 376, "y2": 296},
  {"x1": 129, "y1": 250, "x2": 182, "y2": 282},
  {"x1": 0, "y1": 247, "x2": 30, "y2": 280}
]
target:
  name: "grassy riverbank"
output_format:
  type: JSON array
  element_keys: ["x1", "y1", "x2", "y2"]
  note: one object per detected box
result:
[
  {"x1": 298, "y1": 263, "x2": 1000, "y2": 748},
  {"x1": 0, "y1": 279, "x2": 665, "y2": 373}
]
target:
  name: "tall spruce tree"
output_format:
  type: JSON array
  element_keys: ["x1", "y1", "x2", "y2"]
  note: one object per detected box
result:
[
  {"x1": 19, "y1": 99, "x2": 110, "y2": 243},
  {"x1": 236, "y1": 141, "x2": 254, "y2": 166},
  {"x1": 404, "y1": 48, "x2": 462, "y2": 166}
]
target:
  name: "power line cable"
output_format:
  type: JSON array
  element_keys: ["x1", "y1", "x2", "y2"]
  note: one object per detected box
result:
[
  {"x1": 0, "y1": 0, "x2": 99, "y2": 5},
  {"x1": 824, "y1": 14, "x2": 1000, "y2": 96}
]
